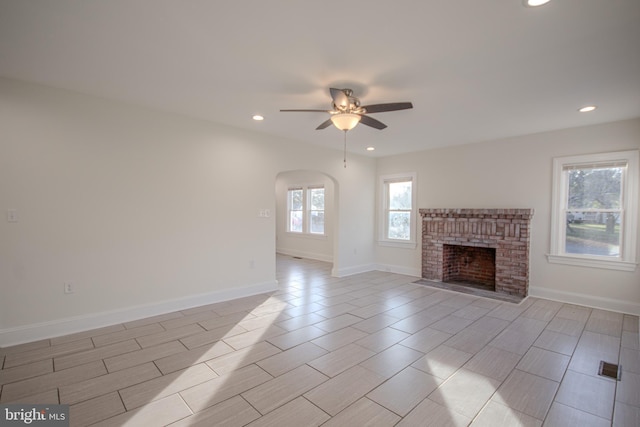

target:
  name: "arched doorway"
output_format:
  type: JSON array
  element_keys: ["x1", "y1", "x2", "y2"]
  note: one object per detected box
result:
[{"x1": 275, "y1": 170, "x2": 339, "y2": 268}]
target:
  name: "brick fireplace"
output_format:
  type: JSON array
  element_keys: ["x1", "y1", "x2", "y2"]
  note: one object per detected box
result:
[{"x1": 420, "y1": 208, "x2": 534, "y2": 298}]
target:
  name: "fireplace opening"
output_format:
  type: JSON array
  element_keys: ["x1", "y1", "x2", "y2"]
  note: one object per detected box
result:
[{"x1": 443, "y1": 244, "x2": 496, "y2": 291}]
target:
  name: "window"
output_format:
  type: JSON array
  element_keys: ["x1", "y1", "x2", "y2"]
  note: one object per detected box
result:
[
  {"x1": 287, "y1": 185, "x2": 325, "y2": 235},
  {"x1": 379, "y1": 173, "x2": 417, "y2": 247},
  {"x1": 308, "y1": 186, "x2": 325, "y2": 234},
  {"x1": 549, "y1": 150, "x2": 638, "y2": 271},
  {"x1": 287, "y1": 187, "x2": 303, "y2": 233}
]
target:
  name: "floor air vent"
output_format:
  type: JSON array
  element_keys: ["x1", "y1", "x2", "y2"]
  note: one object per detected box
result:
[{"x1": 598, "y1": 361, "x2": 621, "y2": 380}]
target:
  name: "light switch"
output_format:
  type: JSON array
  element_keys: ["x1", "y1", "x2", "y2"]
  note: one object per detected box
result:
[{"x1": 7, "y1": 209, "x2": 18, "y2": 222}]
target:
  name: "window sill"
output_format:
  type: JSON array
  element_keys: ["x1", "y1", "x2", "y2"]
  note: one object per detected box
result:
[
  {"x1": 378, "y1": 240, "x2": 417, "y2": 249},
  {"x1": 547, "y1": 253, "x2": 637, "y2": 272}
]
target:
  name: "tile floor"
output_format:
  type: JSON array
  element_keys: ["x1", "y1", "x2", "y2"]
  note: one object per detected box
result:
[{"x1": 1, "y1": 254, "x2": 639, "y2": 426}]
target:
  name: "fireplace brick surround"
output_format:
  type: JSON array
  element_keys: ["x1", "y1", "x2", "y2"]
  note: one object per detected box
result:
[{"x1": 420, "y1": 208, "x2": 534, "y2": 297}]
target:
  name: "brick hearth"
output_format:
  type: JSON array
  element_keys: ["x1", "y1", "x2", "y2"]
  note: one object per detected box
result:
[{"x1": 420, "y1": 208, "x2": 534, "y2": 297}]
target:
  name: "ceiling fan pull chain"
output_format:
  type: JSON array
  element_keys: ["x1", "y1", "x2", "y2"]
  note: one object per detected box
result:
[{"x1": 343, "y1": 130, "x2": 347, "y2": 168}]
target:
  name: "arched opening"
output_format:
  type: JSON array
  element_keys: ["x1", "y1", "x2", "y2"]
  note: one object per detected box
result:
[{"x1": 275, "y1": 170, "x2": 339, "y2": 268}]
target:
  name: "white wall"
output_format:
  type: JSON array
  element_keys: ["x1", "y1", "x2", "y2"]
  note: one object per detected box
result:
[
  {"x1": 275, "y1": 170, "x2": 335, "y2": 262},
  {"x1": 332, "y1": 158, "x2": 377, "y2": 277},
  {"x1": 3, "y1": 76, "x2": 636, "y2": 347},
  {"x1": 376, "y1": 118, "x2": 640, "y2": 314},
  {"x1": 0, "y1": 78, "x2": 376, "y2": 344}
]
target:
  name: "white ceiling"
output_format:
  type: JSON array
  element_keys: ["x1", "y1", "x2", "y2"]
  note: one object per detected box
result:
[{"x1": 1, "y1": 0, "x2": 639, "y2": 157}]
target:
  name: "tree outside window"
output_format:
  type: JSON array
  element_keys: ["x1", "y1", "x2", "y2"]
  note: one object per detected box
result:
[
  {"x1": 565, "y1": 165, "x2": 622, "y2": 257},
  {"x1": 549, "y1": 150, "x2": 638, "y2": 271}
]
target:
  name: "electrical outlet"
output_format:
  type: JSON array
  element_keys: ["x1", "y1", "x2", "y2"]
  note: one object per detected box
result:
[{"x1": 64, "y1": 282, "x2": 74, "y2": 294}]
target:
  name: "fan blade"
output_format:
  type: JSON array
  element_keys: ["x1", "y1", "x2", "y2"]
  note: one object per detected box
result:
[
  {"x1": 361, "y1": 102, "x2": 413, "y2": 114},
  {"x1": 330, "y1": 88, "x2": 349, "y2": 110},
  {"x1": 280, "y1": 109, "x2": 332, "y2": 112},
  {"x1": 359, "y1": 115, "x2": 387, "y2": 130},
  {"x1": 316, "y1": 119, "x2": 333, "y2": 130}
]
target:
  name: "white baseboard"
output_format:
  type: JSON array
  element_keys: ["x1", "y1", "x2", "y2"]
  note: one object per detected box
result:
[
  {"x1": 0, "y1": 280, "x2": 278, "y2": 347},
  {"x1": 332, "y1": 263, "x2": 377, "y2": 277},
  {"x1": 529, "y1": 285, "x2": 640, "y2": 315},
  {"x1": 333, "y1": 263, "x2": 420, "y2": 278},
  {"x1": 375, "y1": 263, "x2": 421, "y2": 277},
  {"x1": 276, "y1": 248, "x2": 333, "y2": 263}
]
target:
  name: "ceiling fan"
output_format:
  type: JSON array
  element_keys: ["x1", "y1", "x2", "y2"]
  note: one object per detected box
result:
[{"x1": 281, "y1": 88, "x2": 413, "y2": 131}]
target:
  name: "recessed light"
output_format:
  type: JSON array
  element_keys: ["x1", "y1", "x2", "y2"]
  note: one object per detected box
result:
[
  {"x1": 252, "y1": 115, "x2": 264, "y2": 121},
  {"x1": 524, "y1": 0, "x2": 551, "y2": 7},
  {"x1": 366, "y1": 147, "x2": 375, "y2": 151},
  {"x1": 578, "y1": 105, "x2": 597, "y2": 113}
]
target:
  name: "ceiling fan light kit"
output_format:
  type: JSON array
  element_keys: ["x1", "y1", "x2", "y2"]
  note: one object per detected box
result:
[
  {"x1": 524, "y1": 0, "x2": 551, "y2": 7},
  {"x1": 330, "y1": 113, "x2": 361, "y2": 131}
]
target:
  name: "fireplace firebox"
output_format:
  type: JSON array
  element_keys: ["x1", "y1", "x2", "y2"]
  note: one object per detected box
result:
[{"x1": 443, "y1": 244, "x2": 496, "y2": 290}]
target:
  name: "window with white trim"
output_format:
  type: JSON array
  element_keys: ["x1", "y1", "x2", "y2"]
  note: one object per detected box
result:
[
  {"x1": 308, "y1": 186, "x2": 325, "y2": 234},
  {"x1": 549, "y1": 150, "x2": 638, "y2": 271},
  {"x1": 379, "y1": 173, "x2": 417, "y2": 247},
  {"x1": 287, "y1": 187, "x2": 303, "y2": 233},
  {"x1": 287, "y1": 185, "x2": 325, "y2": 235}
]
